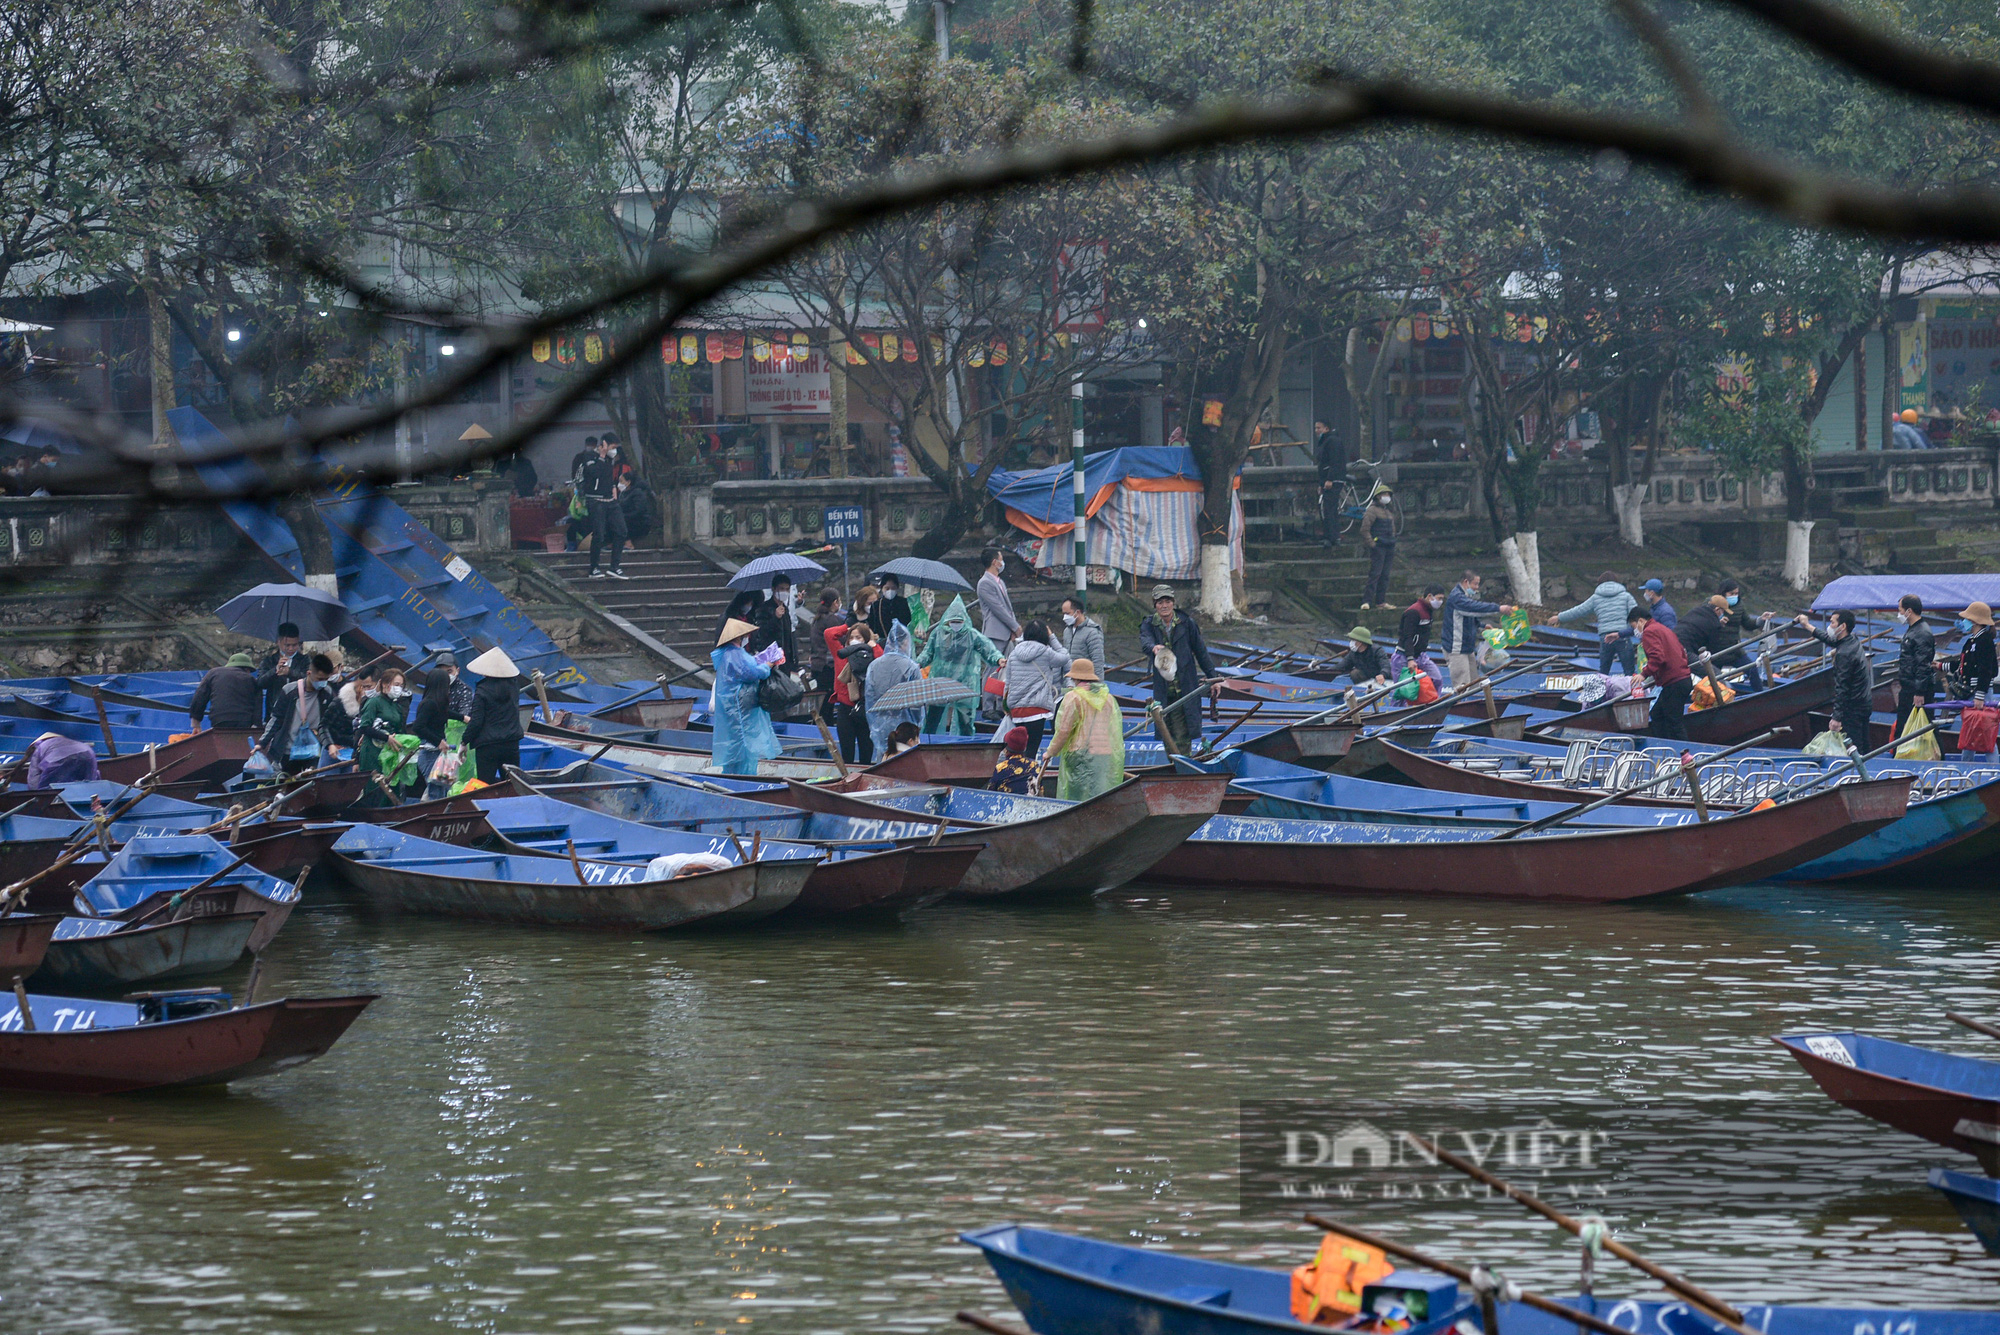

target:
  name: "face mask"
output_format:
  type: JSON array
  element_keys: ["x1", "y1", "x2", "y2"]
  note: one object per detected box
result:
[
  {"x1": 882, "y1": 586, "x2": 898, "y2": 599},
  {"x1": 1063, "y1": 613, "x2": 1077, "y2": 626},
  {"x1": 1725, "y1": 594, "x2": 1739, "y2": 606},
  {"x1": 1429, "y1": 598, "x2": 1443, "y2": 609},
  {"x1": 389, "y1": 686, "x2": 409, "y2": 699},
  {"x1": 1958, "y1": 619, "x2": 1974, "y2": 634}
]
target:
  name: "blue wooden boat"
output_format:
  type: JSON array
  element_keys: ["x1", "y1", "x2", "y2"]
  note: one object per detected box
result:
[
  {"x1": 0, "y1": 685, "x2": 196, "y2": 734},
  {"x1": 1778, "y1": 1030, "x2": 2000, "y2": 1172},
  {"x1": 473, "y1": 794, "x2": 977, "y2": 915},
  {"x1": 762, "y1": 775, "x2": 1229, "y2": 899},
  {"x1": 331, "y1": 822, "x2": 812, "y2": 928},
  {"x1": 1142, "y1": 777, "x2": 1908, "y2": 900},
  {"x1": 1388, "y1": 736, "x2": 2000, "y2": 882},
  {"x1": 0, "y1": 713, "x2": 187, "y2": 757},
  {"x1": 961, "y1": 1224, "x2": 2000, "y2": 1335},
  {"x1": 503, "y1": 763, "x2": 1223, "y2": 899},
  {"x1": 1931, "y1": 1167, "x2": 2000, "y2": 1256},
  {"x1": 33, "y1": 911, "x2": 266, "y2": 988},
  {"x1": 1176, "y1": 750, "x2": 1697, "y2": 830},
  {"x1": 77, "y1": 834, "x2": 302, "y2": 954}
]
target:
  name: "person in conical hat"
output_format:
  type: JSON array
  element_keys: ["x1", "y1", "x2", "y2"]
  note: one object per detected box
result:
[
  {"x1": 711, "y1": 617, "x2": 781, "y2": 775},
  {"x1": 467, "y1": 646, "x2": 518, "y2": 678},
  {"x1": 1044, "y1": 656, "x2": 1124, "y2": 802},
  {"x1": 463, "y1": 646, "x2": 526, "y2": 783}
]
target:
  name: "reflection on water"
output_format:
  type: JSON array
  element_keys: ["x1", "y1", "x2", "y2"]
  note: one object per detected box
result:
[{"x1": 4, "y1": 878, "x2": 1999, "y2": 1333}]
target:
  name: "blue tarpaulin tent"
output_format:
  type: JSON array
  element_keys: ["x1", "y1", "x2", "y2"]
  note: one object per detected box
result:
[
  {"x1": 1810, "y1": 575, "x2": 2000, "y2": 612},
  {"x1": 984, "y1": 446, "x2": 1241, "y2": 581}
]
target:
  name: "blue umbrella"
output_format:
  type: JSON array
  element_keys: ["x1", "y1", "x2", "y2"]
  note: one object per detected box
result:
[
  {"x1": 869, "y1": 556, "x2": 972, "y2": 593},
  {"x1": 214, "y1": 582, "x2": 357, "y2": 642},
  {"x1": 728, "y1": 552, "x2": 829, "y2": 591}
]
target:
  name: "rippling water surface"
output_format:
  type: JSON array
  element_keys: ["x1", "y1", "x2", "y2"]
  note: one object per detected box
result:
[{"x1": 6, "y1": 877, "x2": 2000, "y2": 1333}]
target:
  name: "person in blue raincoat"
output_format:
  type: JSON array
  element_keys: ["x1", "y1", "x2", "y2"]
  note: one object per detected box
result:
[
  {"x1": 710, "y1": 617, "x2": 781, "y2": 776},
  {"x1": 866, "y1": 620, "x2": 924, "y2": 757}
]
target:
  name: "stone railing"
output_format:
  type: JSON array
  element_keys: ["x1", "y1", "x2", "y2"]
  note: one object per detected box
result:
[
  {"x1": 0, "y1": 478, "x2": 516, "y2": 567},
  {"x1": 678, "y1": 476, "x2": 972, "y2": 552}
]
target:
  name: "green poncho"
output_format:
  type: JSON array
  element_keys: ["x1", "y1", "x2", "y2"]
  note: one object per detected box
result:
[{"x1": 914, "y1": 595, "x2": 1000, "y2": 735}]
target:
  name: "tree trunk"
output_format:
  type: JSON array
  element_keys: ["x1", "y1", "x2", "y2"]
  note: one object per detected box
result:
[
  {"x1": 1197, "y1": 545, "x2": 1235, "y2": 622},
  {"x1": 911, "y1": 486, "x2": 975, "y2": 560},
  {"x1": 1195, "y1": 284, "x2": 1290, "y2": 622},
  {"x1": 1498, "y1": 536, "x2": 1535, "y2": 608},
  {"x1": 1611, "y1": 484, "x2": 1647, "y2": 546},
  {"x1": 144, "y1": 251, "x2": 178, "y2": 452},
  {"x1": 828, "y1": 330, "x2": 849, "y2": 480},
  {"x1": 1784, "y1": 520, "x2": 1815, "y2": 590}
]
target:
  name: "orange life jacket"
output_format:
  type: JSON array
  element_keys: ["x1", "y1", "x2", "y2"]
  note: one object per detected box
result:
[{"x1": 1291, "y1": 1234, "x2": 1394, "y2": 1326}]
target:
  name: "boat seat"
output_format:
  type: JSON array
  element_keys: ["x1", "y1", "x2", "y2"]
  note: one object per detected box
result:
[
  {"x1": 1164, "y1": 1285, "x2": 1231, "y2": 1308},
  {"x1": 1560, "y1": 741, "x2": 1589, "y2": 783}
]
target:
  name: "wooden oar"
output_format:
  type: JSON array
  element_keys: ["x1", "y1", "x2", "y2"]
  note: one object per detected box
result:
[
  {"x1": 1195, "y1": 700, "x2": 1263, "y2": 756},
  {"x1": 1781, "y1": 720, "x2": 1942, "y2": 797},
  {"x1": 531, "y1": 670, "x2": 555, "y2": 726},
  {"x1": 1404, "y1": 1134, "x2": 1752, "y2": 1331},
  {"x1": 88, "y1": 686, "x2": 120, "y2": 757},
  {"x1": 1488, "y1": 730, "x2": 1779, "y2": 841},
  {"x1": 1948, "y1": 1012, "x2": 2000, "y2": 1042},
  {"x1": 1301, "y1": 1215, "x2": 1633, "y2": 1335},
  {"x1": 582, "y1": 666, "x2": 708, "y2": 720}
]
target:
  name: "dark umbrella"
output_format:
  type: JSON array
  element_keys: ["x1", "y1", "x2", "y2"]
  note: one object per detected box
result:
[
  {"x1": 869, "y1": 556, "x2": 972, "y2": 593},
  {"x1": 871, "y1": 675, "x2": 977, "y2": 712},
  {"x1": 729, "y1": 552, "x2": 829, "y2": 591},
  {"x1": 215, "y1": 582, "x2": 357, "y2": 642}
]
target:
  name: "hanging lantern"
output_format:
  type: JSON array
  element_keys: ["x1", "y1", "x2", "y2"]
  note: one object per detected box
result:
[
  {"x1": 845, "y1": 340, "x2": 865, "y2": 365},
  {"x1": 1201, "y1": 399, "x2": 1223, "y2": 427},
  {"x1": 1394, "y1": 318, "x2": 1412, "y2": 342},
  {"x1": 930, "y1": 335, "x2": 946, "y2": 365},
  {"x1": 532, "y1": 337, "x2": 552, "y2": 363},
  {"x1": 791, "y1": 331, "x2": 811, "y2": 356},
  {"x1": 722, "y1": 331, "x2": 744, "y2": 359},
  {"x1": 989, "y1": 340, "x2": 1008, "y2": 366},
  {"x1": 583, "y1": 333, "x2": 603, "y2": 364},
  {"x1": 900, "y1": 335, "x2": 917, "y2": 363},
  {"x1": 659, "y1": 336, "x2": 676, "y2": 364},
  {"x1": 861, "y1": 331, "x2": 880, "y2": 358},
  {"x1": 1412, "y1": 313, "x2": 1431, "y2": 341},
  {"x1": 555, "y1": 335, "x2": 576, "y2": 366},
  {"x1": 967, "y1": 342, "x2": 986, "y2": 368},
  {"x1": 704, "y1": 333, "x2": 723, "y2": 362},
  {"x1": 1516, "y1": 316, "x2": 1534, "y2": 344},
  {"x1": 680, "y1": 334, "x2": 699, "y2": 363},
  {"x1": 751, "y1": 335, "x2": 772, "y2": 362},
  {"x1": 880, "y1": 332, "x2": 900, "y2": 361},
  {"x1": 1533, "y1": 317, "x2": 1549, "y2": 343}
]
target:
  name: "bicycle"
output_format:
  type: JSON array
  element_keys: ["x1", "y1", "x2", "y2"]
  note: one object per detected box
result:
[{"x1": 1334, "y1": 459, "x2": 1404, "y2": 538}]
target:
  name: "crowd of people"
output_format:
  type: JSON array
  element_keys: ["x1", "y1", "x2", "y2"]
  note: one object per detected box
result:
[
  {"x1": 176, "y1": 621, "x2": 529, "y2": 799},
  {"x1": 703, "y1": 549, "x2": 1135, "y2": 800}
]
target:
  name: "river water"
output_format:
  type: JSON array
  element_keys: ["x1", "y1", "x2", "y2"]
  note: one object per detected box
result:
[{"x1": 6, "y1": 877, "x2": 2000, "y2": 1333}]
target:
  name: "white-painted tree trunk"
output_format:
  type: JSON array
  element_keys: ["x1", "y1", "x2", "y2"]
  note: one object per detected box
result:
[
  {"x1": 1197, "y1": 544, "x2": 1238, "y2": 622},
  {"x1": 1519, "y1": 531, "x2": 1541, "y2": 605},
  {"x1": 1499, "y1": 535, "x2": 1540, "y2": 607},
  {"x1": 303, "y1": 572, "x2": 342, "y2": 653},
  {"x1": 1783, "y1": 520, "x2": 1815, "y2": 591},
  {"x1": 1611, "y1": 484, "x2": 1646, "y2": 547}
]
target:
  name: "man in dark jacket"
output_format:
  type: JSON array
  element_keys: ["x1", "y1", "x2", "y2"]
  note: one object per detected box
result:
[
  {"x1": 256, "y1": 622, "x2": 308, "y2": 720},
  {"x1": 1797, "y1": 609, "x2": 1874, "y2": 749},
  {"x1": 1399, "y1": 586, "x2": 1445, "y2": 661},
  {"x1": 1439, "y1": 572, "x2": 1515, "y2": 689},
  {"x1": 1675, "y1": 596, "x2": 1729, "y2": 663},
  {"x1": 1138, "y1": 584, "x2": 1217, "y2": 751},
  {"x1": 1714, "y1": 579, "x2": 1765, "y2": 691},
  {"x1": 577, "y1": 437, "x2": 629, "y2": 579},
  {"x1": 190, "y1": 652, "x2": 265, "y2": 732},
  {"x1": 1894, "y1": 594, "x2": 1939, "y2": 735},
  {"x1": 1325, "y1": 627, "x2": 1390, "y2": 690},
  {"x1": 260, "y1": 653, "x2": 338, "y2": 773},
  {"x1": 1314, "y1": 420, "x2": 1346, "y2": 547}
]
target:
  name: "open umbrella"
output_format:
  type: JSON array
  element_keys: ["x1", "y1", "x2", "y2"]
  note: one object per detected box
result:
[
  {"x1": 215, "y1": 582, "x2": 356, "y2": 642},
  {"x1": 868, "y1": 556, "x2": 972, "y2": 593},
  {"x1": 728, "y1": 552, "x2": 829, "y2": 591},
  {"x1": 871, "y1": 675, "x2": 976, "y2": 712}
]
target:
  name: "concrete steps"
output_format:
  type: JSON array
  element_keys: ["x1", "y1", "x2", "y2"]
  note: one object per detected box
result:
[{"x1": 532, "y1": 547, "x2": 738, "y2": 664}]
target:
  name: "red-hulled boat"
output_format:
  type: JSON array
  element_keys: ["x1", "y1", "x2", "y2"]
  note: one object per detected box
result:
[
  {"x1": 1381, "y1": 740, "x2": 1701, "y2": 808},
  {"x1": 1140, "y1": 776, "x2": 1910, "y2": 900},
  {"x1": 0, "y1": 913, "x2": 60, "y2": 976},
  {"x1": 0, "y1": 991, "x2": 375, "y2": 1093},
  {"x1": 786, "y1": 842, "x2": 986, "y2": 915},
  {"x1": 1558, "y1": 662, "x2": 1835, "y2": 746},
  {"x1": 96, "y1": 729, "x2": 254, "y2": 789},
  {"x1": 763, "y1": 774, "x2": 1229, "y2": 899},
  {"x1": 1777, "y1": 1029, "x2": 2000, "y2": 1172}
]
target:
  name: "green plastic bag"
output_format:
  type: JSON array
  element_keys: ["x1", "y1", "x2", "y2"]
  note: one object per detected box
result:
[
  {"x1": 377, "y1": 733, "x2": 426, "y2": 789},
  {"x1": 1392, "y1": 669, "x2": 1421, "y2": 702},
  {"x1": 566, "y1": 488, "x2": 588, "y2": 522}
]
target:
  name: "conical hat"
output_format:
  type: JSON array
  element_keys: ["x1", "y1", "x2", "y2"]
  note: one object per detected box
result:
[
  {"x1": 467, "y1": 646, "x2": 518, "y2": 677},
  {"x1": 717, "y1": 618, "x2": 758, "y2": 646}
]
